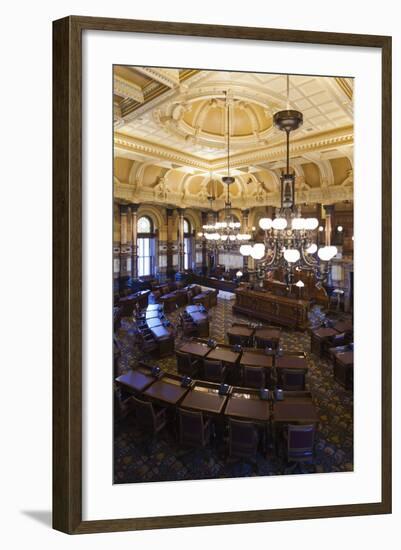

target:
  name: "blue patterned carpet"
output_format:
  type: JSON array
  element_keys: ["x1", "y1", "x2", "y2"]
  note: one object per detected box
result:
[{"x1": 114, "y1": 297, "x2": 353, "y2": 483}]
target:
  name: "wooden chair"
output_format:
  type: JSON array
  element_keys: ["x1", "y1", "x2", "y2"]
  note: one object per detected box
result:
[
  {"x1": 176, "y1": 351, "x2": 200, "y2": 377},
  {"x1": 284, "y1": 424, "x2": 315, "y2": 473},
  {"x1": 131, "y1": 395, "x2": 167, "y2": 435},
  {"x1": 203, "y1": 359, "x2": 227, "y2": 383},
  {"x1": 279, "y1": 368, "x2": 306, "y2": 391},
  {"x1": 179, "y1": 314, "x2": 198, "y2": 338},
  {"x1": 242, "y1": 365, "x2": 267, "y2": 389},
  {"x1": 177, "y1": 408, "x2": 212, "y2": 448},
  {"x1": 228, "y1": 418, "x2": 259, "y2": 461}
]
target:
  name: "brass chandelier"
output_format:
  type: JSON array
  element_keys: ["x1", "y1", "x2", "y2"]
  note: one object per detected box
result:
[
  {"x1": 199, "y1": 91, "x2": 251, "y2": 250},
  {"x1": 239, "y1": 75, "x2": 337, "y2": 286}
]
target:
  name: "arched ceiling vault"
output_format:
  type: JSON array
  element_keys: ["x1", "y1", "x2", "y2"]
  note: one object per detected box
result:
[{"x1": 114, "y1": 69, "x2": 353, "y2": 209}]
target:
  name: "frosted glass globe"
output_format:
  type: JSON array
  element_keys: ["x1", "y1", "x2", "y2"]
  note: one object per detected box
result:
[
  {"x1": 306, "y1": 243, "x2": 318, "y2": 254},
  {"x1": 284, "y1": 248, "x2": 301, "y2": 263},
  {"x1": 272, "y1": 217, "x2": 287, "y2": 230},
  {"x1": 251, "y1": 243, "x2": 265, "y2": 260},
  {"x1": 304, "y1": 217, "x2": 319, "y2": 230},
  {"x1": 259, "y1": 217, "x2": 273, "y2": 230},
  {"x1": 239, "y1": 244, "x2": 252, "y2": 256},
  {"x1": 295, "y1": 280, "x2": 305, "y2": 288},
  {"x1": 292, "y1": 218, "x2": 305, "y2": 230},
  {"x1": 318, "y1": 245, "x2": 337, "y2": 261},
  {"x1": 236, "y1": 271, "x2": 243, "y2": 278}
]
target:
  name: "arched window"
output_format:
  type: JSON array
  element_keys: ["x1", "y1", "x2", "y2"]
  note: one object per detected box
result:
[
  {"x1": 137, "y1": 216, "x2": 155, "y2": 277},
  {"x1": 183, "y1": 218, "x2": 192, "y2": 270}
]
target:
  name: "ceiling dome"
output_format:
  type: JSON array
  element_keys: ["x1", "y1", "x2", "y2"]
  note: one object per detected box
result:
[
  {"x1": 157, "y1": 94, "x2": 274, "y2": 150},
  {"x1": 183, "y1": 97, "x2": 272, "y2": 138}
]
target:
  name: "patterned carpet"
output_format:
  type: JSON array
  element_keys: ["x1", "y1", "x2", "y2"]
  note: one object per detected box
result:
[{"x1": 114, "y1": 295, "x2": 353, "y2": 483}]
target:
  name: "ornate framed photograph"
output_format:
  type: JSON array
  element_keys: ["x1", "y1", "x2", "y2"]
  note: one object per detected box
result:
[{"x1": 53, "y1": 16, "x2": 392, "y2": 534}]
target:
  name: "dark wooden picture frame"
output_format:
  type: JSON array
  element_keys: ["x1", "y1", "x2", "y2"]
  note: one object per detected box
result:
[{"x1": 53, "y1": 15, "x2": 392, "y2": 534}]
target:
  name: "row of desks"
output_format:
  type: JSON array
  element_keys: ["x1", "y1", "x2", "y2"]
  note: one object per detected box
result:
[
  {"x1": 178, "y1": 339, "x2": 307, "y2": 371},
  {"x1": 116, "y1": 366, "x2": 318, "y2": 424},
  {"x1": 310, "y1": 319, "x2": 353, "y2": 357},
  {"x1": 226, "y1": 324, "x2": 281, "y2": 345}
]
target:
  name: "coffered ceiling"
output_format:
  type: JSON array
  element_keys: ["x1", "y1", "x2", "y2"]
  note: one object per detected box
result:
[{"x1": 114, "y1": 67, "x2": 354, "y2": 210}]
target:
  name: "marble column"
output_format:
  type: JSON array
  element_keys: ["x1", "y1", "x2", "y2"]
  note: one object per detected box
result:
[
  {"x1": 201, "y1": 212, "x2": 207, "y2": 275},
  {"x1": 119, "y1": 204, "x2": 129, "y2": 278},
  {"x1": 324, "y1": 204, "x2": 335, "y2": 286},
  {"x1": 177, "y1": 208, "x2": 185, "y2": 272},
  {"x1": 242, "y1": 209, "x2": 250, "y2": 273},
  {"x1": 130, "y1": 203, "x2": 139, "y2": 279},
  {"x1": 323, "y1": 204, "x2": 335, "y2": 246},
  {"x1": 166, "y1": 208, "x2": 174, "y2": 277}
]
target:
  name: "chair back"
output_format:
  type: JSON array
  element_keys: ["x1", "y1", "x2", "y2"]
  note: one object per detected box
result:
[
  {"x1": 281, "y1": 368, "x2": 306, "y2": 391},
  {"x1": 228, "y1": 418, "x2": 258, "y2": 459},
  {"x1": 287, "y1": 424, "x2": 315, "y2": 461},
  {"x1": 228, "y1": 333, "x2": 251, "y2": 347},
  {"x1": 255, "y1": 337, "x2": 277, "y2": 351},
  {"x1": 242, "y1": 366, "x2": 266, "y2": 389},
  {"x1": 203, "y1": 359, "x2": 224, "y2": 382},
  {"x1": 131, "y1": 395, "x2": 156, "y2": 431},
  {"x1": 331, "y1": 332, "x2": 347, "y2": 346},
  {"x1": 176, "y1": 351, "x2": 193, "y2": 375},
  {"x1": 178, "y1": 408, "x2": 208, "y2": 447}
]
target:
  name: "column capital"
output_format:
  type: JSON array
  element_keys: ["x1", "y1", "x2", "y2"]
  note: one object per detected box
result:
[
  {"x1": 130, "y1": 203, "x2": 140, "y2": 212},
  {"x1": 119, "y1": 204, "x2": 129, "y2": 214},
  {"x1": 176, "y1": 208, "x2": 185, "y2": 216},
  {"x1": 241, "y1": 209, "x2": 250, "y2": 216},
  {"x1": 323, "y1": 204, "x2": 335, "y2": 215},
  {"x1": 166, "y1": 208, "x2": 174, "y2": 217}
]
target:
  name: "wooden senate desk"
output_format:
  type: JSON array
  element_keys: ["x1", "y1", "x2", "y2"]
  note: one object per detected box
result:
[
  {"x1": 275, "y1": 355, "x2": 308, "y2": 370},
  {"x1": 227, "y1": 325, "x2": 255, "y2": 339},
  {"x1": 181, "y1": 382, "x2": 228, "y2": 415},
  {"x1": 206, "y1": 345, "x2": 241, "y2": 365},
  {"x1": 233, "y1": 287, "x2": 309, "y2": 330},
  {"x1": 310, "y1": 327, "x2": 339, "y2": 357},
  {"x1": 118, "y1": 289, "x2": 151, "y2": 316},
  {"x1": 177, "y1": 340, "x2": 211, "y2": 358},
  {"x1": 225, "y1": 387, "x2": 270, "y2": 423},
  {"x1": 144, "y1": 375, "x2": 189, "y2": 406},
  {"x1": 273, "y1": 391, "x2": 318, "y2": 424},
  {"x1": 332, "y1": 350, "x2": 354, "y2": 389},
  {"x1": 240, "y1": 349, "x2": 273, "y2": 368},
  {"x1": 115, "y1": 368, "x2": 155, "y2": 393}
]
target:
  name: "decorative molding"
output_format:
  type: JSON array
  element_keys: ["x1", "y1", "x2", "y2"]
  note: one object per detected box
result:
[
  {"x1": 135, "y1": 67, "x2": 180, "y2": 89},
  {"x1": 114, "y1": 125, "x2": 353, "y2": 173},
  {"x1": 114, "y1": 76, "x2": 144, "y2": 103}
]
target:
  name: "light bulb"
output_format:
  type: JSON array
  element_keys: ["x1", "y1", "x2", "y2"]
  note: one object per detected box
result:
[
  {"x1": 304, "y1": 217, "x2": 319, "y2": 230},
  {"x1": 306, "y1": 243, "x2": 318, "y2": 254},
  {"x1": 250, "y1": 243, "x2": 265, "y2": 260},
  {"x1": 272, "y1": 217, "x2": 287, "y2": 230},
  {"x1": 284, "y1": 248, "x2": 301, "y2": 263},
  {"x1": 292, "y1": 218, "x2": 305, "y2": 230},
  {"x1": 236, "y1": 271, "x2": 243, "y2": 278},
  {"x1": 318, "y1": 246, "x2": 338, "y2": 261},
  {"x1": 259, "y1": 217, "x2": 273, "y2": 230},
  {"x1": 318, "y1": 226, "x2": 324, "y2": 232},
  {"x1": 239, "y1": 244, "x2": 252, "y2": 256},
  {"x1": 337, "y1": 225, "x2": 343, "y2": 232}
]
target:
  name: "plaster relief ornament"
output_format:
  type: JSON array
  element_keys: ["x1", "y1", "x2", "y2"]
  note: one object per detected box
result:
[{"x1": 154, "y1": 177, "x2": 170, "y2": 200}]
